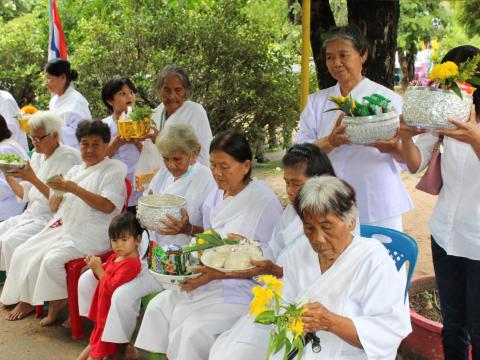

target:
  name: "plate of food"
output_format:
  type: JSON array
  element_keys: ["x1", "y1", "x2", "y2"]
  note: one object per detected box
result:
[
  {"x1": 0, "y1": 154, "x2": 27, "y2": 173},
  {"x1": 201, "y1": 244, "x2": 263, "y2": 272}
]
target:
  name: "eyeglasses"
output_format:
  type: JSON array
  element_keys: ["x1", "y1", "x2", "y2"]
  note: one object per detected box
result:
[{"x1": 29, "y1": 134, "x2": 50, "y2": 143}]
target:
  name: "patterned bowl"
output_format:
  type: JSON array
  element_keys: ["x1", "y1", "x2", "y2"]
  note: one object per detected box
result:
[
  {"x1": 148, "y1": 270, "x2": 200, "y2": 290},
  {"x1": 137, "y1": 194, "x2": 186, "y2": 231},
  {"x1": 343, "y1": 111, "x2": 399, "y2": 145},
  {"x1": 403, "y1": 86, "x2": 473, "y2": 129}
]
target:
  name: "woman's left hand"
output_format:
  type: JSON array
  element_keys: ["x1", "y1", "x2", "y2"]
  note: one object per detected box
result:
[
  {"x1": 301, "y1": 302, "x2": 335, "y2": 333},
  {"x1": 369, "y1": 132, "x2": 401, "y2": 154},
  {"x1": 437, "y1": 106, "x2": 480, "y2": 145},
  {"x1": 48, "y1": 177, "x2": 77, "y2": 193},
  {"x1": 180, "y1": 266, "x2": 224, "y2": 292},
  {"x1": 157, "y1": 208, "x2": 191, "y2": 235}
]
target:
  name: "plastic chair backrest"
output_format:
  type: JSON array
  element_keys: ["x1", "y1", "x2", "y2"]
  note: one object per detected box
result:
[
  {"x1": 124, "y1": 178, "x2": 132, "y2": 212},
  {"x1": 360, "y1": 225, "x2": 418, "y2": 302}
]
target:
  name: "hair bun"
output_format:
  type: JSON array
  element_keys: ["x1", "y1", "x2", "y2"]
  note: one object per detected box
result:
[{"x1": 70, "y1": 69, "x2": 79, "y2": 81}]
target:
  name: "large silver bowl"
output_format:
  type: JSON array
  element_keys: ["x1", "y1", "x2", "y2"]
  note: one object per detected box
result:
[
  {"x1": 343, "y1": 111, "x2": 399, "y2": 145},
  {"x1": 137, "y1": 194, "x2": 186, "y2": 231},
  {"x1": 403, "y1": 86, "x2": 473, "y2": 129}
]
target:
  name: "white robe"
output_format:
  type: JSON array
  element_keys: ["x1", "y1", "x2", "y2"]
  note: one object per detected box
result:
[
  {"x1": 0, "y1": 158, "x2": 126, "y2": 305},
  {"x1": 49, "y1": 85, "x2": 92, "y2": 148},
  {"x1": 0, "y1": 90, "x2": 28, "y2": 151},
  {"x1": 0, "y1": 139, "x2": 29, "y2": 221},
  {"x1": 296, "y1": 78, "x2": 413, "y2": 226},
  {"x1": 134, "y1": 180, "x2": 282, "y2": 359},
  {"x1": 0, "y1": 145, "x2": 81, "y2": 272},
  {"x1": 211, "y1": 237, "x2": 411, "y2": 360},
  {"x1": 151, "y1": 101, "x2": 213, "y2": 166},
  {"x1": 77, "y1": 162, "x2": 216, "y2": 344}
]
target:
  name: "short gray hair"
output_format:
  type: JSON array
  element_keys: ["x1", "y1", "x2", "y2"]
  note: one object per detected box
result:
[
  {"x1": 28, "y1": 111, "x2": 63, "y2": 136},
  {"x1": 322, "y1": 25, "x2": 368, "y2": 57},
  {"x1": 156, "y1": 65, "x2": 192, "y2": 99},
  {"x1": 156, "y1": 123, "x2": 201, "y2": 155},
  {"x1": 294, "y1": 176, "x2": 357, "y2": 225}
]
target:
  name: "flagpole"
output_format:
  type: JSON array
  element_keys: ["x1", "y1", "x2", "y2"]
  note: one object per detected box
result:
[{"x1": 300, "y1": 0, "x2": 311, "y2": 112}]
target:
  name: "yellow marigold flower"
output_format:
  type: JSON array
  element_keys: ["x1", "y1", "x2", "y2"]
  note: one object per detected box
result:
[
  {"x1": 20, "y1": 105, "x2": 38, "y2": 115},
  {"x1": 429, "y1": 61, "x2": 459, "y2": 81},
  {"x1": 249, "y1": 286, "x2": 274, "y2": 317},
  {"x1": 258, "y1": 275, "x2": 283, "y2": 296},
  {"x1": 288, "y1": 318, "x2": 304, "y2": 339},
  {"x1": 300, "y1": 307, "x2": 308, "y2": 315}
]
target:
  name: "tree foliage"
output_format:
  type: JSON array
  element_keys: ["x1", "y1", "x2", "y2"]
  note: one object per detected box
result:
[
  {"x1": 0, "y1": 0, "x2": 300, "y2": 148},
  {"x1": 455, "y1": 0, "x2": 480, "y2": 39}
]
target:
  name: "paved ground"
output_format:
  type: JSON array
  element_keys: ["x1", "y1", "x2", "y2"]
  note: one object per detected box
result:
[{"x1": 0, "y1": 152, "x2": 436, "y2": 359}]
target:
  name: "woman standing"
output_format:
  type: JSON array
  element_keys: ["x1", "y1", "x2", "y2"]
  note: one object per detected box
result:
[
  {"x1": 401, "y1": 45, "x2": 480, "y2": 359},
  {"x1": 46, "y1": 58, "x2": 92, "y2": 148},
  {"x1": 151, "y1": 65, "x2": 212, "y2": 165},
  {"x1": 296, "y1": 25, "x2": 412, "y2": 231}
]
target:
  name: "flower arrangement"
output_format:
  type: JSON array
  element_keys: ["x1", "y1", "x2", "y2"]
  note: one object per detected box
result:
[
  {"x1": 182, "y1": 230, "x2": 240, "y2": 254},
  {"x1": 426, "y1": 54, "x2": 480, "y2": 99},
  {"x1": 15, "y1": 105, "x2": 38, "y2": 132},
  {"x1": 127, "y1": 105, "x2": 153, "y2": 122},
  {"x1": 250, "y1": 276, "x2": 307, "y2": 360},
  {"x1": 326, "y1": 93, "x2": 393, "y2": 117}
]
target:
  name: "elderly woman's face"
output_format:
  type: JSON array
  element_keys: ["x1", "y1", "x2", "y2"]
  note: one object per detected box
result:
[
  {"x1": 29, "y1": 127, "x2": 58, "y2": 155},
  {"x1": 302, "y1": 212, "x2": 355, "y2": 263},
  {"x1": 284, "y1": 166, "x2": 308, "y2": 203},
  {"x1": 210, "y1": 150, "x2": 251, "y2": 192},
  {"x1": 45, "y1": 71, "x2": 67, "y2": 95},
  {"x1": 160, "y1": 75, "x2": 186, "y2": 116},
  {"x1": 162, "y1": 150, "x2": 195, "y2": 178},
  {"x1": 79, "y1": 134, "x2": 108, "y2": 167},
  {"x1": 325, "y1": 39, "x2": 366, "y2": 86}
]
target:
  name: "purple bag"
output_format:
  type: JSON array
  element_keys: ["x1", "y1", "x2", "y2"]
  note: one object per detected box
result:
[{"x1": 416, "y1": 139, "x2": 443, "y2": 195}]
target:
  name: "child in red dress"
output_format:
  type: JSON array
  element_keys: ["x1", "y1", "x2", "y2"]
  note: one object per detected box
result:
[{"x1": 77, "y1": 212, "x2": 142, "y2": 360}]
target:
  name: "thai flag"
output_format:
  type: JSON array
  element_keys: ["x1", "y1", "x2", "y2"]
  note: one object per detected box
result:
[{"x1": 48, "y1": 0, "x2": 68, "y2": 60}]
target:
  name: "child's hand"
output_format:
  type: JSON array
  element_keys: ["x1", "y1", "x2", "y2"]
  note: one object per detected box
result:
[{"x1": 85, "y1": 255, "x2": 102, "y2": 270}]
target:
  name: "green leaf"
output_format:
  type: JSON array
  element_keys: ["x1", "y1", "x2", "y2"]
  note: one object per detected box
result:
[
  {"x1": 182, "y1": 243, "x2": 215, "y2": 254},
  {"x1": 223, "y1": 238, "x2": 240, "y2": 245},
  {"x1": 451, "y1": 82, "x2": 463, "y2": 100},
  {"x1": 255, "y1": 310, "x2": 276, "y2": 324},
  {"x1": 468, "y1": 76, "x2": 480, "y2": 86},
  {"x1": 195, "y1": 233, "x2": 223, "y2": 246}
]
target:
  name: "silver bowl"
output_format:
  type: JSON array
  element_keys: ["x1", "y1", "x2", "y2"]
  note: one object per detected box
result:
[
  {"x1": 403, "y1": 86, "x2": 473, "y2": 129},
  {"x1": 137, "y1": 194, "x2": 186, "y2": 231},
  {"x1": 343, "y1": 111, "x2": 399, "y2": 145}
]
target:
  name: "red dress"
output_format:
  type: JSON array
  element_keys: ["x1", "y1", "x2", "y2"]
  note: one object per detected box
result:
[{"x1": 88, "y1": 254, "x2": 141, "y2": 358}]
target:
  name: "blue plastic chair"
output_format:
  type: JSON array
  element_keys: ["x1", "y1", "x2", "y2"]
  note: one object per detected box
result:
[{"x1": 360, "y1": 225, "x2": 418, "y2": 302}]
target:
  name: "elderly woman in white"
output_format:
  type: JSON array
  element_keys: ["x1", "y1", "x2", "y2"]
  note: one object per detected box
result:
[
  {"x1": 77, "y1": 123, "x2": 216, "y2": 359},
  {"x1": 0, "y1": 111, "x2": 81, "y2": 275},
  {"x1": 151, "y1": 65, "x2": 212, "y2": 166},
  {"x1": 46, "y1": 58, "x2": 92, "y2": 148},
  {"x1": 217, "y1": 176, "x2": 411, "y2": 359},
  {"x1": 1, "y1": 120, "x2": 126, "y2": 325},
  {"x1": 296, "y1": 25, "x2": 412, "y2": 231},
  {"x1": 134, "y1": 130, "x2": 282, "y2": 360}
]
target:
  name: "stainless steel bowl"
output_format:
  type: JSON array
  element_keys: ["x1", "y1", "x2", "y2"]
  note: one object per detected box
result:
[{"x1": 137, "y1": 194, "x2": 186, "y2": 231}]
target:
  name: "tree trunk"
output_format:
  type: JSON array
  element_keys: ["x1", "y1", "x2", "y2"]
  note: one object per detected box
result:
[
  {"x1": 310, "y1": 0, "x2": 336, "y2": 89},
  {"x1": 347, "y1": 0, "x2": 399, "y2": 89},
  {"x1": 397, "y1": 47, "x2": 416, "y2": 89}
]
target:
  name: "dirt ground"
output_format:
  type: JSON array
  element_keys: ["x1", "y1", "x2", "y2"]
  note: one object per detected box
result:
[{"x1": 0, "y1": 160, "x2": 436, "y2": 359}]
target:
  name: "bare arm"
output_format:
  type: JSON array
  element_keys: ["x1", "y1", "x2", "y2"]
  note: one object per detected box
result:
[
  {"x1": 6, "y1": 175, "x2": 24, "y2": 199},
  {"x1": 6, "y1": 163, "x2": 50, "y2": 199},
  {"x1": 49, "y1": 194, "x2": 63, "y2": 213},
  {"x1": 399, "y1": 115, "x2": 426, "y2": 173}
]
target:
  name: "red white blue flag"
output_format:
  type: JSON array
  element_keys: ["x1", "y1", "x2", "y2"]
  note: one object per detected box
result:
[{"x1": 48, "y1": 0, "x2": 68, "y2": 60}]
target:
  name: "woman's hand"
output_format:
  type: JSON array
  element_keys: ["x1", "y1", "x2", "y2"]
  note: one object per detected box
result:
[
  {"x1": 47, "y1": 176, "x2": 77, "y2": 193},
  {"x1": 7, "y1": 162, "x2": 37, "y2": 182},
  {"x1": 157, "y1": 208, "x2": 191, "y2": 235},
  {"x1": 398, "y1": 115, "x2": 426, "y2": 141},
  {"x1": 327, "y1": 113, "x2": 350, "y2": 148},
  {"x1": 437, "y1": 106, "x2": 480, "y2": 145},
  {"x1": 222, "y1": 259, "x2": 283, "y2": 278},
  {"x1": 180, "y1": 266, "x2": 224, "y2": 292},
  {"x1": 369, "y1": 132, "x2": 401, "y2": 154},
  {"x1": 301, "y1": 302, "x2": 335, "y2": 333},
  {"x1": 147, "y1": 126, "x2": 159, "y2": 142},
  {"x1": 84, "y1": 255, "x2": 102, "y2": 271}
]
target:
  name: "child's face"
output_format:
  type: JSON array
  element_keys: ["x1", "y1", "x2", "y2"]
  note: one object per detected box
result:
[
  {"x1": 111, "y1": 233, "x2": 140, "y2": 257},
  {"x1": 109, "y1": 84, "x2": 136, "y2": 114}
]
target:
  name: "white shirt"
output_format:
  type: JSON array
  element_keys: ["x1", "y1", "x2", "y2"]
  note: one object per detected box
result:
[
  {"x1": 151, "y1": 100, "x2": 213, "y2": 166},
  {"x1": 102, "y1": 115, "x2": 141, "y2": 206},
  {"x1": 49, "y1": 85, "x2": 92, "y2": 148},
  {"x1": 0, "y1": 139, "x2": 29, "y2": 221},
  {"x1": 296, "y1": 78, "x2": 413, "y2": 224},
  {"x1": 416, "y1": 131, "x2": 480, "y2": 260},
  {"x1": 0, "y1": 90, "x2": 28, "y2": 150}
]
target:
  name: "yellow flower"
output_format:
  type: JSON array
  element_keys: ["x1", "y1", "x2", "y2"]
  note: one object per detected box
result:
[
  {"x1": 249, "y1": 286, "x2": 274, "y2": 317},
  {"x1": 428, "y1": 61, "x2": 459, "y2": 81},
  {"x1": 288, "y1": 318, "x2": 304, "y2": 339},
  {"x1": 258, "y1": 275, "x2": 283, "y2": 296},
  {"x1": 197, "y1": 230, "x2": 212, "y2": 245},
  {"x1": 20, "y1": 105, "x2": 38, "y2": 115}
]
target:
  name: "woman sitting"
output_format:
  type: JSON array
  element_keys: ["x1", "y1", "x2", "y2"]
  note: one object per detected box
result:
[
  {"x1": 151, "y1": 65, "x2": 212, "y2": 165},
  {"x1": 1, "y1": 120, "x2": 127, "y2": 324},
  {"x1": 0, "y1": 115, "x2": 29, "y2": 221},
  {"x1": 134, "y1": 130, "x2": 282, "y2": 360},
  {"x1": 77, "y1": 123, "x2": 216, "y2": 359},
  {"x1": 0, "y1": 111, "x2": 81, "y2": 275}
]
